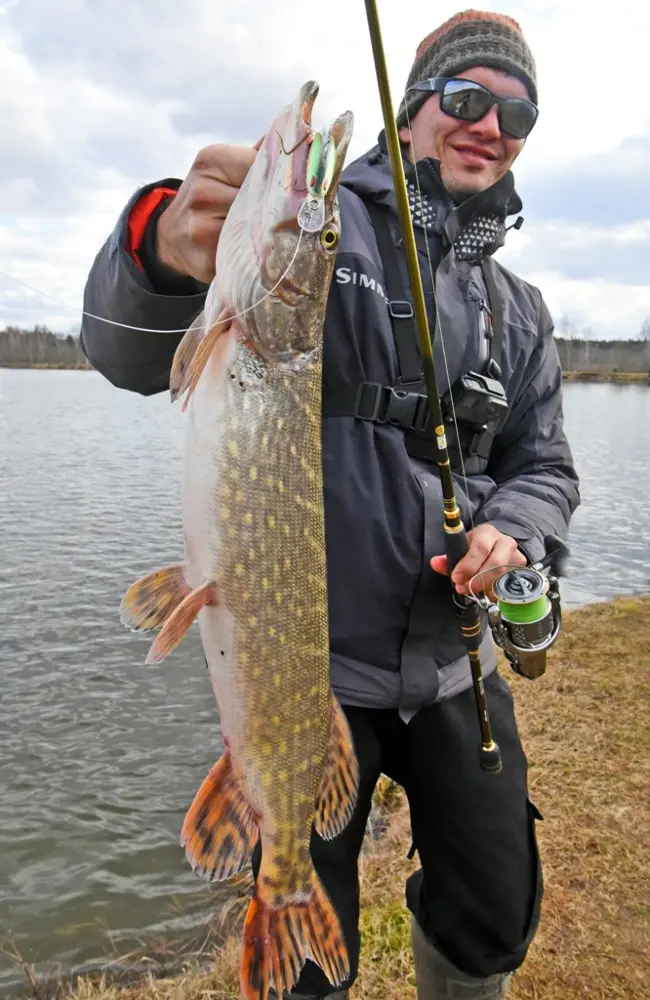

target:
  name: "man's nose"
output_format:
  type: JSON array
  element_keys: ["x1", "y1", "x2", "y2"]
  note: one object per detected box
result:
[{"x1": 466, "y1": 104, "x2": 501, "y2": 140}]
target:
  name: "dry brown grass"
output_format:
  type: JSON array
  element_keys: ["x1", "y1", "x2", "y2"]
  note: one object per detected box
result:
[{"x1": 10, "y1": 596, "x2": 650, "y2": 1000}]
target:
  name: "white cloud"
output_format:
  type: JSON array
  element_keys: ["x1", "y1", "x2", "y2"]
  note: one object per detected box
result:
[
  {"x1": 0, "y1": 0, "x2": 649, "y2": 336},
  {"x1": 509, "y1": 269, "x2": 650, "y2": 338}
]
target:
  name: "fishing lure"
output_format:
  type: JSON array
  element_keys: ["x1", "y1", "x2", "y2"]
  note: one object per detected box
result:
[{"x1": 298, "y1": 128, "x2": 337, "y2": 233}]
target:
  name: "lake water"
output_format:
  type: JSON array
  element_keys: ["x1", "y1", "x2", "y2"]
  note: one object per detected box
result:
[{"x1": 1, "y1": 369, "x2": 649, "y2": 993}]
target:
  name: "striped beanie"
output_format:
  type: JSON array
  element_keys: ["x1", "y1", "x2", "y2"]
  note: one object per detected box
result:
[{"x1": 396, "y1": 9, "x2": 537, "y2": 128}]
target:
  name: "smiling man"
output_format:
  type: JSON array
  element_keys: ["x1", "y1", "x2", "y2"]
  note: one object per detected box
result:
[{"x1": 81, "y1": 9, "x2": 579, "y2": 1000}]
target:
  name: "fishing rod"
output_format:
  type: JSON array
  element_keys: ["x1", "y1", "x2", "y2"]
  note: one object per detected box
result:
[{"x1": 362, "y1": 0, "x2": 567, "y2": 774}]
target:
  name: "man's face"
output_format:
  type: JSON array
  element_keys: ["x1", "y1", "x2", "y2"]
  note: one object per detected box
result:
[{"x1": 398, "y1": 66, "x2": 530, "y2": 200}]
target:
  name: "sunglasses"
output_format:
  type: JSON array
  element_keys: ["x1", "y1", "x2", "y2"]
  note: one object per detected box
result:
[{"x1": 408, "y1": 77, "x2": 539, "y2": 139}]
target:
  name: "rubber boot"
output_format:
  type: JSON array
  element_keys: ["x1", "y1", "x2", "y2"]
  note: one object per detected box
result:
[{"x1": 411, "y1": 915, "x2": 513, "y2": 999}]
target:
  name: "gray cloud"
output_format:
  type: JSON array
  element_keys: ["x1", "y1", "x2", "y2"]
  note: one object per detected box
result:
[
  {"x1": 1, "y1": 0, "x2": 650, "y2": 337},
  {"x1": 516, "y1": 127, "x2": 650, "y2": 227},
  {"x1": 6, "y1": 0, "x2": 321, "y2": 145},
  {"x1": 501, "y1": 219, "x2": 650, "y2": 287}
]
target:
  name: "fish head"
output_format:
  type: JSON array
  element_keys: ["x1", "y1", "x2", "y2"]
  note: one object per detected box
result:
[{"x1": 243, "y1": 80, "x2": 354, "y2": 367}]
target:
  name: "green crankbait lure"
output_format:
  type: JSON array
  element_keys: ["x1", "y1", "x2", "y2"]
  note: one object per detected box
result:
[{"x1": 298, "y1": 128, "x2": 337, "y2": 233}]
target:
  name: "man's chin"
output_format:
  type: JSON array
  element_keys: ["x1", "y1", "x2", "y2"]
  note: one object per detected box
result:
[{"x1": 440, "y1": 162, "x2": 495, "y2": 202}]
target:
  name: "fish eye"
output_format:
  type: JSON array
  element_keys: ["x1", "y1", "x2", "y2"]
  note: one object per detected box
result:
[{"x1": 320, "y1": 227, "x2": 339, "y2": 251}]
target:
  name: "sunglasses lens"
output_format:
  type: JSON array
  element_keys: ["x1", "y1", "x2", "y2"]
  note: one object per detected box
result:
[
  {"x1": 441, "y1": 80, "x2": 537, "y2": 139},
  {"x1": 500, "y1": 100, "x2": 538, "y2": 139},
  {"x1": 442, "y1": 81, "x2": 491, "y2": 121}
]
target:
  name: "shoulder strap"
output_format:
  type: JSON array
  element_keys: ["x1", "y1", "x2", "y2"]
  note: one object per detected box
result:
[
  {"x1": 480, "y1": 257, "x2": 505, "y2": 380},
  {"x1": 363, "y1": 200, "x2": 422, "y2": 385}
]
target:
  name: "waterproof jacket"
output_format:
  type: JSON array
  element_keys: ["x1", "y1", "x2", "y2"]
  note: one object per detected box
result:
[{"x1": 81, "y1": 135, "x2": 580, "y2": 719}]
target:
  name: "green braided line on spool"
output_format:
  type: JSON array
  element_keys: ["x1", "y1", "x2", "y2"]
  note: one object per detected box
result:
[{"x1": 497, "y1": 595, "x2": 549, "y2": 623}]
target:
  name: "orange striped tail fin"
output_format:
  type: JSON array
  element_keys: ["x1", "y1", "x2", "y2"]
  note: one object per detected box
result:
[{"x1": 240, "y1": 868, "x2": 349, "y2": 1000}]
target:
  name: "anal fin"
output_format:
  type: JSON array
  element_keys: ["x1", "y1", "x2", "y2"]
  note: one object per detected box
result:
[
  {"x1": 180, "y1": 750, "x2": 258, "y2": 881},
  {"x1": 145, "y1": 580, "x2": 217, "y2": 664},
  {"x1": 313, "y1": 696, "x2": 359, "y2": 840},
  {"x1": 120, "y1": 563, "x2": 189, "y2": 632}
]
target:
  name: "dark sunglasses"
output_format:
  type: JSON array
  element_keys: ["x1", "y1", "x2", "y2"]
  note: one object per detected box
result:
[{"x1": 408, "y1": 77, "x2": 539, "y2": 139}]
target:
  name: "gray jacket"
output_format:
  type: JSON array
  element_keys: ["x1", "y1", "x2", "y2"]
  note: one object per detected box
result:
[{"x1": 81, "y1": 137, "x2": 580, "y2": 718}]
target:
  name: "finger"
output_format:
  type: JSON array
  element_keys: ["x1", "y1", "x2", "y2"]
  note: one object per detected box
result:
[
  {"x1": 430, "y1": 555, "x2": 448, "y2": 575},
  {"x1": 193, "y1": 144, "x2": 257, "y2": 187},
  {"x1": 189, "y1": 175, "x2": 242, "y2": 214},
  {"x1": 451, "y1": 533, "x2": 497, "y2": 589},
  {"x1": 464, "y1": 540, "x2": 526, "y2": 597}
]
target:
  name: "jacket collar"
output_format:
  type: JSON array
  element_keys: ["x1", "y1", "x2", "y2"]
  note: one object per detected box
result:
[{"x1": 342, "y1": 130, "x2": 524, "y2": 253}]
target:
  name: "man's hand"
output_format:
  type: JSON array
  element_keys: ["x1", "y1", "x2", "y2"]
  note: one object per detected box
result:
[
  {"x1": 430, "y1": 524, "x2": 526, "y2": 597},
  {"x1": 156, "y1": 139, "x2": 263, "y2": 284}
]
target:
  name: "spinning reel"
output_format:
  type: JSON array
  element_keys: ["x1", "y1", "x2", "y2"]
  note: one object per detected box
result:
[{"x1": 469, "y1": 535, "x2": 569, "y2": 681}]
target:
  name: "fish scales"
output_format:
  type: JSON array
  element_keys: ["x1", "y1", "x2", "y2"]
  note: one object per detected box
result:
[
  {"x1": 120, "y1": 80, "x2": 357, "y2": 1000},
  {"x1": 206, "y1": 349, "x2": 331, "y2": 893}
]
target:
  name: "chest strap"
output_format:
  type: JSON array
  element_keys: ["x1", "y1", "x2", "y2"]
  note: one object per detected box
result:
[{"x1": 321, "y1": 199, "x2": 506, "y2": 464}]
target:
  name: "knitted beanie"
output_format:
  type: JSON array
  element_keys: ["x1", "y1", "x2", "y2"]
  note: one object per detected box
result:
[{"x1": 396, "y1": 9, "x2": 537, "y2": 128}]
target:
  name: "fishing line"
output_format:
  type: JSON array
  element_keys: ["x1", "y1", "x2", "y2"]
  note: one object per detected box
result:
[
  {"x1": 403, "y1": 103, "x2": 476, "y2": 534},
  {"x1": 467, "y1": 562, "x2": 523, "y2": 600},
  {"x1": 0, "y1": 227, "x2": 305, "y2": 335}
]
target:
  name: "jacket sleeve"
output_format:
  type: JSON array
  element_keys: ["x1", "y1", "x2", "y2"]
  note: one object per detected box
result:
[
  {"x1": 80, "y1": 180, "x2": 209, "y2": 396},
  {"x1": 476, "y1": 294, "x2": 581, "y2": 564}
]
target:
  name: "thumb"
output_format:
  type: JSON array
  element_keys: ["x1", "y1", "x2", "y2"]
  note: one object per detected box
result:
[
  {"x1": 253, "y1": 134, "x2": 265, "y2": 151},
  {"x1": 430, "y1": 555, "x2": 448, "y2": 575}
]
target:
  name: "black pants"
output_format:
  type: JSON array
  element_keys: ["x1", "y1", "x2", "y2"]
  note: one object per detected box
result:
[{"x1": 252, "y1": 669, "x2": 543, "y2": 995}]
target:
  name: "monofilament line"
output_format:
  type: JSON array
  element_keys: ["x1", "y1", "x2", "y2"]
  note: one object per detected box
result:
[{"x1": 0, "y1": 228, "x2": 305, "y2": 336}]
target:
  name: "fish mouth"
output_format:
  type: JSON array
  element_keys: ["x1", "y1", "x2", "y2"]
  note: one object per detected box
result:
[
  {"x1": 258, "y1": 81, "x2": 354, "y2": 302},
  {"x1": 264, "y1": 80, "x2": 353, "y2": 220}
]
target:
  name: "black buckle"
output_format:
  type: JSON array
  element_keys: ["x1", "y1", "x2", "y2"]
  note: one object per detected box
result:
[
  {"x1": 354, "y1": 382, "x2": 429, "y2": 432},
  {"x1": 388, "y1": 300, "x2": 414, "y2": 319},
  {"x1": 448, "y1": 421, "x2": 493, "y2": 461}
]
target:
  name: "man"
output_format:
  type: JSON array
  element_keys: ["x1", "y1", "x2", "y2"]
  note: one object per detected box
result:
[{"x1": 81, "y1": 10, "x2": 580, "y2": 1000}]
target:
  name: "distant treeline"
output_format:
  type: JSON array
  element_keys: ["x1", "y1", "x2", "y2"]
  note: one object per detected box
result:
[
  {"x1": 0, "y1": 325, "x2": 91, "y2": 368},
  {"x1": 1, "y1": 325, "x2": 650, "y2": 374},
  {"x1": 555, "y1": 336, "x2": 650, "y2": 374}
]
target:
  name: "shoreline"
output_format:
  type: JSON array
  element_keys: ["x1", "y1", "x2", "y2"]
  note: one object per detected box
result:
[
  {"x1": 562, "y1": 370, "x2": 649, "y2": 383},
  {"x1": 5, "y1": 594, "x2": 649, "y2": 1000},
  {"x1": 2, "y1": 363, "x2": 649, "y2": 384},
  {"x1": 1, "y1": 362, "x2": 92, "y2": 370}
]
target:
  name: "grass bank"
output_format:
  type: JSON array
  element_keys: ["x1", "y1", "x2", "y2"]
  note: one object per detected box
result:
[
  {"x1": 10, "y1": 596, "x2": 650, "y2": 999},
  {"x1": 562, "y1": 370, "x2": 648, "y2": 383}
]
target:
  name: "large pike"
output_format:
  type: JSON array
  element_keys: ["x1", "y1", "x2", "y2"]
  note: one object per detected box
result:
[{"x1": 120, "y1": 82, "x2": 357, "y2": 999}]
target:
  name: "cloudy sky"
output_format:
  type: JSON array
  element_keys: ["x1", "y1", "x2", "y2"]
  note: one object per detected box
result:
[{"x1": 0, "y1": 0, "x2": 649, "y2": 339}]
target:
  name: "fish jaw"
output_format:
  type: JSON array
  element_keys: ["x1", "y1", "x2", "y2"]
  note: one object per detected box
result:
[{"x1": 216, "y1": 80, "x2": 353, "y2": 368}]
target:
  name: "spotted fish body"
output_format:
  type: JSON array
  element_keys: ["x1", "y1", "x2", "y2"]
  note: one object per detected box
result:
[{"x1": 120, "y1": 82, "x2": 357, "y2": 1000}]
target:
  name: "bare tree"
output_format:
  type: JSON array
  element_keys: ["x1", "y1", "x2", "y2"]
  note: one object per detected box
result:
[{"x1": 0, "y1": 326, "x2": 90, "y2": 368}]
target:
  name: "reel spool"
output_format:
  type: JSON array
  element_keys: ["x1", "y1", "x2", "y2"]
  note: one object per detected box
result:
[{"x1": 486, "y1": 565, "x2": 562, "y2": 680}]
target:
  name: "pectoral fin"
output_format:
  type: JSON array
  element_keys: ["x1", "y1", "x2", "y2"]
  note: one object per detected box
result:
[
  {"x1": 313, "y1": 696, "x2": 359, "y2": 840},
  {"x1": 169, "y1": 311, "x2": 205, "y2": 402},
  {"x1": 171, "y1": 307, "x2": 234, "y2": 410}
]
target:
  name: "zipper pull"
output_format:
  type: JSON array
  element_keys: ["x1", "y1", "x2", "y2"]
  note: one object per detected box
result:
[{"x1": 479, "y1": 297, "x2": 493, "y2": 338}]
